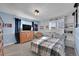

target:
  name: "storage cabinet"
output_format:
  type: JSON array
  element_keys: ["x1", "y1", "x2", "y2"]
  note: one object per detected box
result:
[{"x1": 20, "y1": 31, "x2": 33, "y2": 43}]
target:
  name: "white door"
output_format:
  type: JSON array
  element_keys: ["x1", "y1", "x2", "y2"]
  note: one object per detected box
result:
[{"x1": 0, "y1": 16, "x2": 4, "y2": 56}]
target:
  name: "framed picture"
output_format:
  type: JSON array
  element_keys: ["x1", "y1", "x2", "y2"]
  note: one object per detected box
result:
[{"x1": 40, "y1": 26, "x2": 44, "y2": 29}]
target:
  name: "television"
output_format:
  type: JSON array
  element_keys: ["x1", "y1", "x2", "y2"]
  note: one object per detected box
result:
[{"x1": 22, "y1": 24, "x2": 31, "y2": 30}]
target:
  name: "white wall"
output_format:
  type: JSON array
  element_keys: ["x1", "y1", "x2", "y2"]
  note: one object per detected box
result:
[
  {"x1": 38, "y1": 18, "x2": 64, "y2": 36},
  {"x1": 66, "y1": 15, "x2": 74, "y2": 24},
  {"x1": 38, "y1": 20, "x2": 49, "y2": 33}
]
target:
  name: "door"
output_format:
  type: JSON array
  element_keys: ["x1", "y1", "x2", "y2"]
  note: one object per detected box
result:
[
  {"x1": 0, "y1": 16, "x2": 4, "y2": 56},
  {"x1": 15, "y1": 18, "x2": 21, "y2": 43}
]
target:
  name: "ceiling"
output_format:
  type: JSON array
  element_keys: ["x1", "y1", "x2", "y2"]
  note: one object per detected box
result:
[{"x1": 0, "y1": 3, "x2": 74, "y2": 21}]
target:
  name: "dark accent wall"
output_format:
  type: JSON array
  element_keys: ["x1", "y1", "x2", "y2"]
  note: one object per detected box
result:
[
  {"x1": 32, "y1": 22, "x2": 38, "y2": 31},
  {"x1": 15, "y1": 18, "x2": 21, "y2": 43}
]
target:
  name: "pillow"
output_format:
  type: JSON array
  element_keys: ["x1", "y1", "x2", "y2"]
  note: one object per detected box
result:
[
  {"x1": 34, "y1": 32, "x2": 43, "y2": 38},
  {"x1": 43, "y1": 32, "x2": 53, "y2": 37}
]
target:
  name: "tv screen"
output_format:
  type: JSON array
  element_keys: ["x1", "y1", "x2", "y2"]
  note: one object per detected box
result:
[{"x1": 22, "y1": 24, "x2": 31, "y2": 30}]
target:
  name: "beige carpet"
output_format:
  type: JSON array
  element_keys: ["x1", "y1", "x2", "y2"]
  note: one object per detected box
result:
[
  {"x1": 3, "y1": 41, "x2": 75, "y2": 56},
  {"x1": 65, "y1": 46, "x2": 76, "y2": 56},
  {"x1": 4, "y1": 41, "x2": 37, "y2": 56}
]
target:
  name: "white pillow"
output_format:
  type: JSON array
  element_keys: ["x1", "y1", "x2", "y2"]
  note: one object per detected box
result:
[{"x1": 41, "y1": 36, "x2": 49, "y2": 40}]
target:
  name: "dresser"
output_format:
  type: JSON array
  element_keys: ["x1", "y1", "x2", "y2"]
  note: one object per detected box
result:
[{"x1": 20, "y1": 31, "x2": 34, "y2": 43}]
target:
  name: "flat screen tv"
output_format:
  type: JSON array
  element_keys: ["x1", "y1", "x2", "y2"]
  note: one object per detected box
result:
[{"x1": 22, "y1": 24, "x2": 31, "y2": 30}]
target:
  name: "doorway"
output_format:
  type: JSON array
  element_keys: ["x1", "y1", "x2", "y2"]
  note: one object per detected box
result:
[
  {"x1": 15, "y1": 18, "x2": 21, "y2": 43},
  {"x1": 0, "y1": 16, "x2": 4, "y2": 56}
]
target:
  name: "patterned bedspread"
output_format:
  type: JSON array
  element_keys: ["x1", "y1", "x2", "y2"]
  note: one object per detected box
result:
[{"x1": 31, "y1": 36, "x2": 65, "y2": 56}]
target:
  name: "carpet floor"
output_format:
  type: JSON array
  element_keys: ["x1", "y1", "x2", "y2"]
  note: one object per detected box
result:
[{"x1": 3, "y1": 41, "x2": 76, "y2": 56}]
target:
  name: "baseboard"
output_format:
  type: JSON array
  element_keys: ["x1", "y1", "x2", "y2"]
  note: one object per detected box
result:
[{"x1": 3, "y1": 42, "x2": 16, "y2": 47}]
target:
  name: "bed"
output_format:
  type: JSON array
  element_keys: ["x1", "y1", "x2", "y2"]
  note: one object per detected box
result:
[{"x1": 31, "y1": 32, "x2": 65, "y2": 56}]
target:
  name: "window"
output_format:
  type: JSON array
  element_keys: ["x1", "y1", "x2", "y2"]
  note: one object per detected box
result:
[{"x1": 49, "y1": 21, "x2": 57, "y2": 30}]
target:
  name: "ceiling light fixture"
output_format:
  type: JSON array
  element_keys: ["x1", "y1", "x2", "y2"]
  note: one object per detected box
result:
[{"x1": 34, "y1": 9, "x2": 39, "y2": 16}]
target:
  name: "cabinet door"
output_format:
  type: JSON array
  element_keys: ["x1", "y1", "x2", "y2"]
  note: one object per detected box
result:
[
  {"x1": 29, "y1": 32, "x2": 33, "y2": 40},
  {"x1": 0, "y1": 17, "x2": 4, "y2": 56},
  {"x1": 26, "y1": 32, "x2": 33, "y2": 41},
  {"x1": 26, "y1": 32, "x2": 30, "y2": 41},
  {"x1": 20, "y1": 32, "x2": 27, "y2": 43}
]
